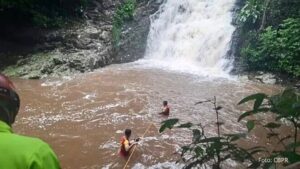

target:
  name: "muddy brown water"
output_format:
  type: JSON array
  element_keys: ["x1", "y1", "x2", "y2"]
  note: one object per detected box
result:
[{"x1": 11, "y1": 63, "x2": 285, "y2": 169}]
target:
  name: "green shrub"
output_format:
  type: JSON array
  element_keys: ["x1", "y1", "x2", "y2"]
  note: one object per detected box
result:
[
  {"x1": 238, "y1": 0, "x2": 300, "y2": 77},
  {"x1": 238, "y1": 0, "x2": 263, "y2": 24},
  {"x1": 112, "y1": 0, "x2": 136, "y2": 46},
  {"x1": 160, "y1": 97, "x2": 257, "y2": 169},
  {"x1": 238, "y1": 88, "x2": 300, "y2": 168},
  {"x1": 242, "y1": 18, "x2": 300, "y2": 77},
  {"x1": 160, "y1": 89, "x2": 300, "y2": 168}
]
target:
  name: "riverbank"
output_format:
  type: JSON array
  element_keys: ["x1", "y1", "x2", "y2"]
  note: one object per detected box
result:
[
  {"x1": 229, "y1": 0, "x2": 300, "y2": 87},
  {"x1": 1, "y1": 0, "x2": 299, "y2": 88},
  {"x1": 0, "y1": 0, "x2": 161, "y2": 79}
]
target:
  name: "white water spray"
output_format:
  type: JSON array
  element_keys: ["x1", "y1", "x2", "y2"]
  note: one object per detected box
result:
[{"x1": 143, "y1": 0, "x2": 236, "y2": 77}]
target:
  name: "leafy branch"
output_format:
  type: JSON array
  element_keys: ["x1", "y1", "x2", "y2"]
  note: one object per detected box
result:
[{"x1": 160, "y1": 97, "x2": 258, "y2": 169}]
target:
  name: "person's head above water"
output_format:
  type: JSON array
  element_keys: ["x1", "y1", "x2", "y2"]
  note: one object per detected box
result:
[
  {"x1": 125, "y1": 129, "x2": 131, "y2": 139},
  {"x1": 163, "y1": 101, "x2": 168, "y2": 106},
  {"x1": 0, "y1": 74, "x2": 20, "y2": 126}
]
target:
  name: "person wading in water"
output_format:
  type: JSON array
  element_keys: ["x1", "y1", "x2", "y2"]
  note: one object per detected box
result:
[
  {"x1": 0, "y1": 74, "x2": 61, "y2": 169},
  {"x1": 119, "y1": 129, "x2": 140, "y2": 157},
  {"x1": 159, "y1": 101, "x2": 170, "y2": 116}
]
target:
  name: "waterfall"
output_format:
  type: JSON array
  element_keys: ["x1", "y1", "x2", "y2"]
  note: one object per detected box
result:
[{"x1": 143, "y1": 0, "x2": 236, "y2": 77}]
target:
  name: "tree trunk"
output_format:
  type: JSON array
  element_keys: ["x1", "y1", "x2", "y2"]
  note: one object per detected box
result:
[{"x1": 259, "y1": 0, "x2": 271, "y2": 32}]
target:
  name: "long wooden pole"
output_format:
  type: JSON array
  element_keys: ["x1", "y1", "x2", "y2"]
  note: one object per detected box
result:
[{"x1": 122, "y1": 123, "x2": 155, "y2": 169}]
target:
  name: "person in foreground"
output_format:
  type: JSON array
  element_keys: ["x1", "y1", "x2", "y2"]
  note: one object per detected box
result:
[
  {"x1": 159, "y1": 101, "x2": 170, "y2": 116},
  {"x1": 0, "y1": 74, "x2": 61, "y2": 169},
  {"x1": 119, "y1": 129, "x2": 140, "y2": 157}
]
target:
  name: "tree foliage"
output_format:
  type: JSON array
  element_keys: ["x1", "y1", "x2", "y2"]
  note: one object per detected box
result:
[
  {"x1": 238, "y1": 88, "x2": 300, "y2": 168},
  {"x1": 0, "y1": 0, "x2": 87, "y2": 28},
  {"x1": 238, "y1": 0, "x2": 263, "y2": 24},
  {"x1": 238, "y1": 0, "x2": 300, "y2": 77},
  {"x1": 160, "y1": 98, "x2": 257, "y2": 169},
  {"x1": 112, "y1": 0, "x2": 136, "y2": 47},
  {"x1": 160, "y1": 89, "x2": 300, "y2": 168},
  {"x1": 241, "y1": 18, "x2": 300, "y2": 77}
]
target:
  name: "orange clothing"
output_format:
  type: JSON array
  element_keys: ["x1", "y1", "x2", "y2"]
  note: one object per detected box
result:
[{"x1": 119, "y1": 136, "x2": 130, "y2": 157}]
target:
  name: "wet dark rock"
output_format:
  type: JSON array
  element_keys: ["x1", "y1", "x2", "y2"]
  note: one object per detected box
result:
[
  {"x1": 45, "y1": 32, "x2": 64, "y2": 42},
  {"x1": 52, "y1": 57, "x2": 64, "y2": 65},
  {"x1": 178, "y1": 5, "x2": 186, "y2": 13},
  {"x1": 255, "y1": 73, "x2": 277, "y2": 84},
  {"x1": 229, "y1": 0, "x2": 245, "y2": 75},
  {"x1": 113, "y1": 0, "x2": 161, "y2": 63},
  {"x1": 99, "y1": 31, "x2": 111, "y2": 42},
  {"x1": 1, "y1": 0, "x2": 162, "y2": 79},
  {"x1": 41, "y1": 63, "x2": 54, "y2": 74},
  {"x1": 89, "y1": 32, "x2": 101, "y2": 39},
  {"x1": 102, "y1": 0, "x2": 115, "y2": 9},
  {"x1": 16, "y1": 58, "x2": 28, "y2": 66},
  {"x1": 26, "y1": 73, "x2": 41, "y2": 79},
  {"x1": 73, "y1": 38, "x2": 93, "y2": 50}
]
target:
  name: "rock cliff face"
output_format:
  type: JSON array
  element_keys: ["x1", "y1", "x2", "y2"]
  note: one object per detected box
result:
[
  {"x1": 228, "y1": 0, "x2": 245, "y2": 74},
  {"x1": 113, "y1": 0, "x2": 161, "y2": 63},
  {"x1": 0, "y1": 0, "x2": 161, "y2": 79}
]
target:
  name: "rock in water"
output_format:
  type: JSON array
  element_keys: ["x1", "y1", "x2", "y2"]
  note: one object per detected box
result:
[{"x1": 255, "y1": 73, "x2": 277, "y2": 84}]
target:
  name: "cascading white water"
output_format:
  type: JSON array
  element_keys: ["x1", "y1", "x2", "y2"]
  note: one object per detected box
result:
[{"x1": 143, "y1": 0, "x2": 236, "y2": 77}]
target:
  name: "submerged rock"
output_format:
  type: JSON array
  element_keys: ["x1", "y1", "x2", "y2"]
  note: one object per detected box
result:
[
  {"x1": 238, "y1": 75, "x2": 249, "y2": 82},
  {"x1": 254, "y1": 73, "x2": 277, "y2": 84}
]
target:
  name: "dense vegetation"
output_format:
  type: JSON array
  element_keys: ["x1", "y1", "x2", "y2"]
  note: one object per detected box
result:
[
  {"x1": 0, "y1": 0, "x2": 88, "y2": 28},
  {"x1": 160, "y1": 88, "x2": 300, "y2": 168},
  {"x1": 238, "y1": 0, "x2": 300, "y2": 77},
  {"x1": 112, "y1": 0, "x2": 136, "y2": 47}
]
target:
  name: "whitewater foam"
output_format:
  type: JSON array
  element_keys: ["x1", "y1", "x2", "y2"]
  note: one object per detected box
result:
[{"x1": 143, "y1": 0, "x2": 236, "y2": 78}]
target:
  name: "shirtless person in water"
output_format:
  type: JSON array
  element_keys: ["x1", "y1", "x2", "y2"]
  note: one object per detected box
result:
[{"x1": 159, "y1": 101, "x2": 170, "y2": 116}]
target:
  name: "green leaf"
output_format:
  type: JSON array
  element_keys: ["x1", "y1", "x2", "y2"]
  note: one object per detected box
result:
[
  {"x1": 248, "y1": 161, "x2": 261, "y2": 168},
  {"x1": 195, "y1": 100, "x2": 211, "y2": 105},
  {"x1": 287, "y1": 142, "x2": 300, "y2": 151},
  {"x1": 238, "y1": 108, "x2": 269, "y2": 122},
  {"x1": 292, "y1": 102, "x2": 300, "y2": 109},
  {"x1": 253, "y1": 94, "x2": 266, "y2": 110},
  {"x1": 270, "y1": 88, "x2": 299, "y2": 118},
  {"x1": 225, "y1": 133, "x2": 246, "y2": 141},
  {"x1": 238, "y1": 93, "x2": 267, "y2": 109},
  {"x1": 280, "y1": 151, "x2": 300, "y2": 164},
  {"x1": 263, "y1": 122, "x2": 281, "y2": 129},
  {"x1": 247, "y1": 146, "x2": 268, "y2": 152},
  {"x1": 192, "y1": 129, "x2": 202, "y2": 142},
  {"x1": 262, "y1": 162, "x2": 275, "y2": 169},
  {"x1": 177, "y1": 122, "x2": 193, "y2": 128},
  {"x1": 159, "y1": 118, "x2": 179, "y2": 133},
  {"x1": 215, "y1": 106, "x2": 222, "y2": 111},
  {"x1": 247, "y1": 120, "x2": 255, "y2": 132},
  {"x1": 181, "y1": 145, "x2": 190, "y2": 154},
  {"x1": 194, "y1": 146, "x2": 204, "y2": 156}
]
